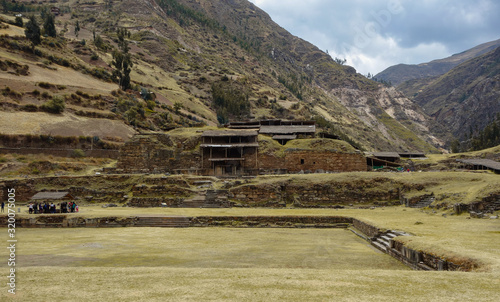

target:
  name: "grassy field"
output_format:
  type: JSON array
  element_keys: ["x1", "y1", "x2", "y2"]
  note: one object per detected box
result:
[{"x1": 1, "y1": 206, "x2": 499, "y2": 301}]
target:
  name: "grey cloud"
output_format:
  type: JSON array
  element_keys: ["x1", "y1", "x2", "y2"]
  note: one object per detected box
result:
[{"x1": 250, "y1": 0, "x2": 500, "y2": 73}]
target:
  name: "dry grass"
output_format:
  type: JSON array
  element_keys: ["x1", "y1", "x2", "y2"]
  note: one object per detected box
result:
[
  {"x1": 0, "y1": 219, "x2": 499, "y2": 301},
  {"x1": 0, "y1": 153, "x2": 116, "y2": 178},
  {"x1": 0, "y1": 111, "x2": 136, "y2": 140},
  {"x1": 0, "y1": 49, "x2": 116, "y2": 92},
  {"x1": 13, "y1": 206, "x2": 500, "y2": 271},
  {"x1": 9, "y1": 228, "x2": 406, "y2": 270}
]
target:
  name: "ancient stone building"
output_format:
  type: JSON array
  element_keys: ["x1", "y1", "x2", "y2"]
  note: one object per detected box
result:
[
  {"x1": 116, "y1": 128, "x2": 367, "y2": 175},
  {"x1": 259, "y1": 138, "x2": 366, "y2": 173},
  {"x1": 201, "y1": 130, "x2": 259, "y2": 176}
]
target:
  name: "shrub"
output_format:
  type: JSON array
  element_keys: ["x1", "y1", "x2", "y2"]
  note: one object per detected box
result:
[
  {"x1": 22, "y1": 104, "x2": 38, "y2": 112},
  {"x1": 38, "y1": 82, "x2": 53, "y2": 89},
  {"x1": 14, "y1": 16, "x2": 23, "y2": 28},
  {"x1": 71, "y1": 149, "x2": 85, "y2": 158},
  {"x1": 41, "y1": 96, "x2": 65, "y2": 113}
]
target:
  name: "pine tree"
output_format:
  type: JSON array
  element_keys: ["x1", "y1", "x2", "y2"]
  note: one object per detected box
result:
[
  {"x1": 112, "y1": 28, "x2": 133, "y2": 90},
  {"x1": 1, "y1": 0, "x2": 8, "y2": 14},
  {"x1": 25, "y1": 15, "x2": 41, "y2": 52},
  {"x1": 44, "y1": 13, "x2": 57, "y2": 37},
  {"x1": 75, "y1": 20, "x2": 80, "y2": 38}
]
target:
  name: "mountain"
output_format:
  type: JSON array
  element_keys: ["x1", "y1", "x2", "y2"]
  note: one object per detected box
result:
[
  {"x1": 408, "y1": 46, "x2": 500, "y2": 144},
  {"x1": 0, "y1": 0, "x2": 442, "y2": 152},
  {"x1": 375, "y1": 39, "x2": 500, "y2": 86}
]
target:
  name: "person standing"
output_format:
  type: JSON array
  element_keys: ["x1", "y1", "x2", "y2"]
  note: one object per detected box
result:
[{"x1": 1, "y1": 201, "x2": 4, "y2": 213}]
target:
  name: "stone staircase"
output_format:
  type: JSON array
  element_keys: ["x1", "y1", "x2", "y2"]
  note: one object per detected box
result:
[
  {"x1": 135, "y1": 216, "x2": 191, "y2": 227},
  {"x1": 179, "y1": 190, "x2": 230, "y2": 208},
  {"x1": 371, "y1": 230, "x2": 409, "y2": 252},
  {"x1": 410, "y1": 195, "x2": 435, "y2": 208},
  {"x1": 181, "y1": 195, "x2": 207, "y2": 208}
]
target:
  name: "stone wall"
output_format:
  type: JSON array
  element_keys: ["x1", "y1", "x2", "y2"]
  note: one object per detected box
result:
[
  {"x1": 0, "y1": 179, "x2": 36, "y2": 203},
  {"x1": 229, "y1": 181, "x2": 401, "y2": 207},
  {"x1": 190, "y1": 215, "x2": 353, "y2": 227},
  {"x1": 0, "y1": 215, "x2": 138, "y2": 228},
  {"x1": 283, "y1": 150, "x2": 367, "y2": 172},
  {"x1": 352, "y1": 218, "x2": 382, "y2": 238},
  {"x1": 128, "y1": 197, "x2": 183, "y2": 207},
  {"x1": 259, "y1": 150, "x2": 366, "y2": 173},
  {"x1": 131, "y1": 184, "x2": 194, "y2": 197},
  {"x1": 389, "y1": 240, "x2": 478, "y2": 272},
  {"x1": 0, "y1": 147, "x2": 119, "y2": 158},
  {"x1": 117, "y1": 134, "x2": 201, "y2": 173},
  {"x1": 229, "y1": 184, "x2": 284, "y2": 206}
]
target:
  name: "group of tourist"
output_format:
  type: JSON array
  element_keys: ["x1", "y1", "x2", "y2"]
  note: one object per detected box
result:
[{"x1": 27, "y1": 201, "x2": 78, "y2": 214}]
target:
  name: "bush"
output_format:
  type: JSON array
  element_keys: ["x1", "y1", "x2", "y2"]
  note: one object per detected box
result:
[
  {"x1": 14, "y1": 16, "x2": 23, "y2": 28},
  {"x1": 71, "y1": 149, "x2": 85, "y2": 158},
  {"x1": 22, "y1": 104, "x2": 38, "y2": 112},
  {"x1": 38, "y1": 82, "x2": 53, "y2": 89},
  {"x1": 41, "y1": 96, "x2": 65, "y2": 113}
]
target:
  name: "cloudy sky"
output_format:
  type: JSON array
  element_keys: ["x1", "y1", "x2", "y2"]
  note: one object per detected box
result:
[{"x1": 248, "y1": 0, "x2": 500, "y2": 75}]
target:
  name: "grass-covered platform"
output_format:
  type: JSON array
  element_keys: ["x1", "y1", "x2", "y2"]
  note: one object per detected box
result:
[{"x1": 1, "y1": 206, "x2": 499, "y2": 301}]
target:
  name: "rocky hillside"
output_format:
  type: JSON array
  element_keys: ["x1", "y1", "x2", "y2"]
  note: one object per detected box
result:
[
  {"x1": 409, "y1": 46, "x2": 500, "y2": 144},
  {"x1": 0, "y1": 0, "x2": 443, "y2": 152},
  {"x1": 375, "y1": 39, "x2": 500, "y2": 86}
]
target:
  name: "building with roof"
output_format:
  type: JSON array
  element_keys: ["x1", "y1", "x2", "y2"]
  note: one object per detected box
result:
[
  {"x1": 201, "y1": 130, "x2": 259, "y2": 176},
  {"x1": 366, "y1": 152, "x2": 402, "y2": 170},
  {"x1": 457, "y1": 159, "x2": 500, "y2": 174},
  {"x1": 31, "y1": 192, "x2": 74, "y2": 201},
  {"x1": 116, "y1": 126, "x2": 367, "y2": 176},
  {"x1": 227, "y1": 119, "x2": 316, "y2": 145}
]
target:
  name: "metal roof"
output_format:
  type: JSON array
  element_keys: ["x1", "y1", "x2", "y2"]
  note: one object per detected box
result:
[
  {"x1": 202, "y1": 130, "x2": 258, "y2": 137},
  {"x1": 31, "y1": 192, "x2": 73, "y2": 200},
  {"x1": 259, "y1": 125, "x2": 316, "y2": 134},
  {"x1": 272, "y1": 135, "x2": 297, "y2": 140},
  {"x1": 372, "y1": 152, "x2": 401, "y2": 158},
  {"x1": 200, "y1": 143, "x2": 259, "y2": 148},
  {"x1": 457, "y1": 159, "x2": 500, "y2": 171},
  {"x1": 399, "y1": 152, "x2": 426, "y2": 157}
]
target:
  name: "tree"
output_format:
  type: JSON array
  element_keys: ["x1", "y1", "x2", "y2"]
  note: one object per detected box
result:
[
  {"x1": 25, "y1": 15, "x2": 41, "y2": 52},
  {"x1": 1, "y1": 0, "x2": 8, "y2": 14},
  {"x1": 14, "y1": 16, "x2": 23, "y2": 27},
  {"x1": 112, "y1": 50, "x2": 133, "y2": 90},
  {"x1": 74, "y1": 20, "x2": 80, "y2": 38},
  {"x1": 43, "y1": 13, "x2": 57, "y2": 37},
  {"x1": 112, "y1": 28, "x2": 133, "y2": 90},
  {"x1": 334, "y1": 57, "x2": 347, "y2": 65},
  {"x1": 116, "y1": 28, "x2": 130, "y2": 53}
]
